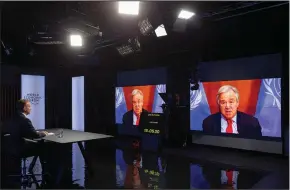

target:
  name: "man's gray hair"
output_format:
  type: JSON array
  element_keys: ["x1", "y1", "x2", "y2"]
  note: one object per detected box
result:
[
  {"x1": 132, "y1": 89, "x2": 143, "y2": 97},
  {"x1": 216, "y1": 85, "x2": 239, "y2": 104}
]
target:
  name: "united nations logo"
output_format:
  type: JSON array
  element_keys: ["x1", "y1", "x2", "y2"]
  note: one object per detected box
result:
[
  {"x1": 263, "y1": 78, "x2": 281, "y2": 110},
  {"x1": 190, "y1": 83, "x2": 202, "y2": 110},
  {"x1": 115, "y1": 88, "x2": 124, "y2": 109},
  {"x1": 24, "y1": 93, "x2": 42, "y2": 105}
]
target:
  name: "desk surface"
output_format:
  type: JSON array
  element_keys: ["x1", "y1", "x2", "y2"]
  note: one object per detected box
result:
[{"x1": 37, "y1": 128, "x2": 113, "y2": 144}]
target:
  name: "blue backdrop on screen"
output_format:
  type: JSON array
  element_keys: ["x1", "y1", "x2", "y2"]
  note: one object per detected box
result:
[{"x1": 190, "y1": 54, "x2": 282, "y2": 140}]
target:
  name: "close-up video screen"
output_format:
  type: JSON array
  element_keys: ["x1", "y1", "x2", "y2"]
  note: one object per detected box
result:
[{"x1": 190, "y1": 78, "x2": 281, "y2": 139}]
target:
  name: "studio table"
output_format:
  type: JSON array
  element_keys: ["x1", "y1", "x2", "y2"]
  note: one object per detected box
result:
[{"x1": 27, "y1": 128, "x2": 113, "y2": 176}]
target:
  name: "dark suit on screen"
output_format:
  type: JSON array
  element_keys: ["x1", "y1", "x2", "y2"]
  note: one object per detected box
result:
[
  {"x1": 122, "y1": 109, "x2": 149, "y2": 127},
  {"x1": 202, "y1": 111, "x2": 262, "y2": 139}
]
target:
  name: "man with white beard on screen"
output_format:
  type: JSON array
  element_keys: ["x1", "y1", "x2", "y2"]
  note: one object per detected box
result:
[{"x1": 202, "y1": 85, "x2": 262, "y2": 139}]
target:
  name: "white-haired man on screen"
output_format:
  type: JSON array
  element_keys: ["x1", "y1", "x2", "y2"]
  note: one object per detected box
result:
[
  {"x1": 122, "y1": 89, "x2": 149, "y2": 126},
  {"x1": 202, "y1": 85, "x2": 262, "y2": 138}
]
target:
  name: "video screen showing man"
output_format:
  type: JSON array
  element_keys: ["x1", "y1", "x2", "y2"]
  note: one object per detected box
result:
[
  {"x1": 122, "y1": 89, "x2": 149, "y2": 126},
  {"x1": 116, "y1": 84, "x2": 166, "y2": 136},
  {"x1": 190, "y1": 78, "x2": 281, "y2": 138},
  {"x1": 202, "y1": 85, "x2": 262, "y2": 138}
]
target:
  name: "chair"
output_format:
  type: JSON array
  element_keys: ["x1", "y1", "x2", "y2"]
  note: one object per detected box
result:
[{"x1": 1, "y1": 133, "x2": 44, "y2": 189}]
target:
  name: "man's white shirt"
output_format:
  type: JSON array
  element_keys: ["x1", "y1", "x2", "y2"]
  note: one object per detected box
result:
[{"x1": 221, "y1": 114, "x2": 238, "y2": 134}]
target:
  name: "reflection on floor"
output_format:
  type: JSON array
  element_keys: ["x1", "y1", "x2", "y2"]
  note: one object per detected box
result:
[{"x1": 1, "y1": 137, "x2": 288, "y2": 189}]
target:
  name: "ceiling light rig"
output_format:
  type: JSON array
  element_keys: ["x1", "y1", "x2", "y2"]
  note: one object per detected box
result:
[
  {"x1": 138, "y1": 18, "x2": 167, "y2": 38},
  {"x1": 155, "y1": 24, "x2": 167, "y2": 37},
  {"x1": 116, "y1": 36, "x2": 141, "y2": 56},
  {"x1": 178, "y1": 10, "x2": 195, "y2": 20},
  {"x1": 70, "y1": 34, "x2": 83, "y2": 47},
  {"x1": 118, "y1": 1, "x2": 140, "y2": 15},
  {"x1": 138, "y1": 18, "x2": 154, "y2": 36}
]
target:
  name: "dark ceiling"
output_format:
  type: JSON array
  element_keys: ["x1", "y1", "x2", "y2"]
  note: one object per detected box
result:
[{"x1": 1, "y1": 1, "x2": 289, "y2": 69}]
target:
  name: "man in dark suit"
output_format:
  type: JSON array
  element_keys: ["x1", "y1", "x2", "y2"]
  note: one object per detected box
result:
[
  {"x1": 122, "y1": 89, "x2": 149, "y2": 127},
  {"x1": 2, "y1": 99, "x2": 48, "y2": 158},
  {"x1": 1, "y1": 99, "x2": 50, "y2": 188},
  {"x1": 202, "y1": 85, "x2": 262, "y2": 139}
]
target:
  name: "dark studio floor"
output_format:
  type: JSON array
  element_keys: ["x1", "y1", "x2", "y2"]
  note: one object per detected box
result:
[{"x1": 1, "y1": 136, "x2": 288, "y2": 189}]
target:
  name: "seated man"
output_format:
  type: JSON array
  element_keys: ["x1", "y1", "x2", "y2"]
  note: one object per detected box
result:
[{"x1": 2, "y1": 99, "x2": 48, "y2": 166}]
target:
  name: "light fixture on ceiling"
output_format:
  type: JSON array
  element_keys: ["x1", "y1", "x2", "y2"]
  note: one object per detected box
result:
[
  {"x1": 138, "y1": 18, "x2": 154, "y2": 36},
  {"x1": 178, "y1": 10, "x2": 195, "y2": 20},
  {"x1": 70, "y1": 35, "x2": 83, "y2": 47},
  {"x1": 116, "y1": 36, "x2": 141, "y2": 56},
  {"x1": 117, "y1": 45, "x2": 134, "y2": 56},
  {"x1": 138, "y1": 18, "x2": 167, "y2": 38},
  {"x1": 118, "y1": 1, "x2": 140, "y2": 15},
  {"x1": 155, "y1": 24, "x2": 167, "y2": 37}
]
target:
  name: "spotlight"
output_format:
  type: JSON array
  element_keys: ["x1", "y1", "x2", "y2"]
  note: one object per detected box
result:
[
  {"x1": 154, "y1": 24, "x2": 167, "y2": 37},
  {"x1": 116, "y1": 37, "x2": 141, "y2": 56},
  {"x1": 117, "y1": 45, "x2": 134, "y2": 56},
  {"x1": 118, "y1": 1, "x2": 139, "y2": 15},
  {"x1": 178, "y1": 10, "x2": 195, "y2": 20},
  {"x1": 128, "y1": 37, "x2": 141, "y2": 52},
  {"x1": 70, "y1": 35, "x2": 82, "y2": 47},
  {"x1": 138, "y1": 18, "x2": 154, "y2": 36},
  {"x1": 138, "y1": 18, "x2": 167, "y2": 38}
]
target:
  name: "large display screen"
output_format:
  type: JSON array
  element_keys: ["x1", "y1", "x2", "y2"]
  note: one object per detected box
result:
[
  {"x1": 190, "y1": 78, "x2": 281, "y2": 139},
  {"x1": 115, "y1": 84, "x2": 166, "y2": 135}
]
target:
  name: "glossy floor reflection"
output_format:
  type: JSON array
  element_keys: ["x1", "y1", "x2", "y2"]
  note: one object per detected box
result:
[{"x1": 1, "y1": 137, "x2": 288, "y2": 189}]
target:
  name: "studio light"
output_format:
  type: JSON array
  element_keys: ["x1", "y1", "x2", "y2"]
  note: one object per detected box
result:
[
  {"x1": 154, "y1": 24, "x2": 167, "y2": 37},
  {"x1": 70, "y1": 35, "x2": 82, "y2": 47},
  {"x1": 138, "y1": 18, "x2": 154, "y2": 36},
  {"x1": 138, "y1": 18, "x2": 167, "y2": 38},
  {"x1": 116, "y1": 37, "x2": 141, "y2": 56},
  {"x1": 128, "y1": 37, "x2": 141, "y2": 52},
  {"x1": 118, "y1": 1, "x2": 140, "y2": 15},
  {"x1": 117, "y1": 45, "x2": 134, "y2": 56},
  {"x1": 178, "y1": 10, "x2": 195, "y2": 20}
]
